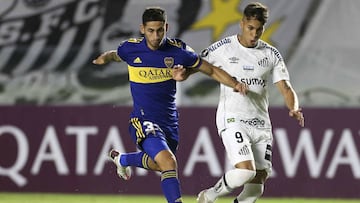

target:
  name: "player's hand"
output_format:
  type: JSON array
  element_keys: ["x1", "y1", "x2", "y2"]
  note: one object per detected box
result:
[
  {"x1": 92, "y1": 54, "x2": 107, "y2": 65},
  {"x1": 233, "y1": 82, "x2": 249, "y2": 95},
  {"x1": 92, "y1": 50, "x2": 121, "y2": 65},
  {"x1": 172, "y1": 65, "x2": 189, "y2": 81},
  {"x1": 289, "y1": 108, "x2": 304, "y2": 127}
]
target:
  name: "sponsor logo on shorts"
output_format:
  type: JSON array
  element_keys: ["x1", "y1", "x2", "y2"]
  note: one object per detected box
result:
[
  {"x1": 240, "y1": 118, "x2": 265, "y2": 127},
  {"x1": 227, "y1": 118, "x2": 235, "y2": 123}
]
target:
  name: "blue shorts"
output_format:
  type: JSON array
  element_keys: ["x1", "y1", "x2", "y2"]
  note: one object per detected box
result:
[{"x1": 129, "y1": 117, "x2": 179, "y2": 160}]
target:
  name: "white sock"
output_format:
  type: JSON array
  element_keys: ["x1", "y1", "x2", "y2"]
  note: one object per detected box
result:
[
  {"x1": 206, "y1": 169, "x2": 256, "y2": 201},
  {"x1": 235, "y1": 183, "x2": 264, "y2": 203}
]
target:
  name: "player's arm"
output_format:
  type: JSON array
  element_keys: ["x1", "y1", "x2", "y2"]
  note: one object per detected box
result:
[
  {"x1": 92, "y1": 50, "x2": 122, "y2": 65},
  {"x1": 198, "y1": 59, "x2": 248, "y2": 95},
  {"x1": 276, "y1": 80, "x2": 304, "y2": 127},
  {"x1": 172, "y1": 65, "x2": 199, "y2": 81}
]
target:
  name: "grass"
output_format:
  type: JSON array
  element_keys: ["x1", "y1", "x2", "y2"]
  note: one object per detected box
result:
[{"x1": 0, "y1": 193, "x2": 358, "y2": 203}]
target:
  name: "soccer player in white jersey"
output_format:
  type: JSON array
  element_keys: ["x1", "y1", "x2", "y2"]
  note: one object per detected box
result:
[{"x1": 173, "y1": 2, "x2": 304, "y2": 203}]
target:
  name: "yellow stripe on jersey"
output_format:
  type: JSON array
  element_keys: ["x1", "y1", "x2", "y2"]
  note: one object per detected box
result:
[
  {"x1": 128, "y1": 65, "x2": 173, "y2": 83},
  {"x1": 191, "y1": 57, "x2": 201, "y2": 68}
]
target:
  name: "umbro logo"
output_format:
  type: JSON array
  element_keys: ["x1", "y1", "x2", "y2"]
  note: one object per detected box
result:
[
  {"x1": 133, "y1": 57, "x2": 142, "y2": 63},
  {"x1": 229, "y1": 56, "x2": 239, "y2": 64}
]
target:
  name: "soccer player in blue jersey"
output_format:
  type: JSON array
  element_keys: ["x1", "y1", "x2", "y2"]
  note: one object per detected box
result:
[{"x1": 93, "y1": 7, "x2": 247, "y2": 203}]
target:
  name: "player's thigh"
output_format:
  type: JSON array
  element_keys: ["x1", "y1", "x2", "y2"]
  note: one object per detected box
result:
[
  {"x1": 221, "y1": 125, "x2": 254, "y2": 167},
  {"x1": 142, "y1": 136, "x2": 170, "y2": 160},
  {"x1": 252, "y1": 129, "x2": 272, "y2": 169},
  {"x1": 129, "y1": 117, "x2": 171, "y2": 159},
  {"x1": 251, "y1": 128, "x2": 273, "y2": 183}
]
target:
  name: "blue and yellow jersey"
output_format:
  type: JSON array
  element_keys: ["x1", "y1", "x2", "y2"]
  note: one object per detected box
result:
[{"x1": 117, "y1": 37, "x2": 202, "y2": 128}]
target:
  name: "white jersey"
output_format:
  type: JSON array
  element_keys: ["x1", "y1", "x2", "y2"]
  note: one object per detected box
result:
[{"x1": 201, "y1": 35, "x2": 290, "y2": 133}]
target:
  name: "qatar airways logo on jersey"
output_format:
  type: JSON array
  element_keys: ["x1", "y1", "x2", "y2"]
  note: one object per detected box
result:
[
  {"x1": 240, "y1": 78, "x2": 266, "y2": 88},
  {"x1": 138, "y1": 68, "x2": 172, "y2": 80}
]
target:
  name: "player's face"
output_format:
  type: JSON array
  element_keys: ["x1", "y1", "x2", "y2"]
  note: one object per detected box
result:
[
  {"x1": 141, "y1": 21, "x2": 168, "y2": 50},
  {"x1": 239, "y1": 17, "x2": 264, "y2": 47}
]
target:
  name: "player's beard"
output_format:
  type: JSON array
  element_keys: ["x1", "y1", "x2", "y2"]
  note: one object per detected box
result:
[
  {"x1": 249, "y1": 39, "x2": 258, "y2": 47},
  {"x1": 149, "y1": 38, "x2": 164, "y2": 49}
]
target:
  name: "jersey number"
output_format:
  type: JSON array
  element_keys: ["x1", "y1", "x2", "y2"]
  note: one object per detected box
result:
[
  {"x1": 235, "y1": 131, "x2": 243, "y2": 143},
  {"x1": 143, "y1": 121, "x2": 160, "y2": 135}
]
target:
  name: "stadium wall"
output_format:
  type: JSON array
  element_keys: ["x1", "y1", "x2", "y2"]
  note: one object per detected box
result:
[{"x1": 0, "y1": 106, "x2": 359, "y2": 198}]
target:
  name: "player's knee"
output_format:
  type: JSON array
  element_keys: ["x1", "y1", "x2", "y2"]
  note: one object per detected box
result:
[
  {"x1": 161, "y1": 159, "x2": 177, "y2": 171},
  {"x1": 226, "y1": 169, "x2": 256, "y2": 188},
  {"x1": 250, "y1": 169, "x2": 270, "y2": 184},
  {"x1": 155, "y1": 150, "x2": 177, "y2": 171},
  {"x1": 147, "y1": 159, "x2": 162, "y2": 171}
]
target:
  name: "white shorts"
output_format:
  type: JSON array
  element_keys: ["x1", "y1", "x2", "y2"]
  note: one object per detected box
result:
[{"x1": 220, "y1": 123, "x2": 273, "y2": 170}]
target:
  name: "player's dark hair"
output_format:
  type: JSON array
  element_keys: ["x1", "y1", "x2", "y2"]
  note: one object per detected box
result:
[
  {"x1": 142, "y1": 7, "x2": 167, "y2": 24},
  {"x1": 243, "y1": 2, "x2": 268, "y2": 25}
]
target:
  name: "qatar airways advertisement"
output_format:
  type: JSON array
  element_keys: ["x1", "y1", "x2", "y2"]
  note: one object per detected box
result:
[{"x1": 0, "y1": 106, "x2": 359, "y2": 198}]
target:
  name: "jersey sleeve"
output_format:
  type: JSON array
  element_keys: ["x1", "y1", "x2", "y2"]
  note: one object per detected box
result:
[
  {"x1": 271, "y1": 47, "x2": 290, "y2": 83},
  {"x1": 185, "y1": 51, "x2": 202, "y2": 69},
  {"x1": 199, "y1": 39, "x2": 225, "y2": 69},
  {"x1": 181, "y1": 42, "x2": 202, "y2": 69},
  {"x1": 116, "y1": 40, "x2": 129, "y2": 62}
]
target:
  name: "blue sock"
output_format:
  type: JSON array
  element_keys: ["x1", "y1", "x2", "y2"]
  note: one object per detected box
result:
[
  {"x1": 161, "y1": 170, "x2": 182, "y2": 203},
  {"x1": 120, "y1": 151, "x2": 151, "y2": 169}
]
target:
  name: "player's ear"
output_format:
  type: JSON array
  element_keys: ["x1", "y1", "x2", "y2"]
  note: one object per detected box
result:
[
  {"x1": 240, "y1": 19, "x2": 244, "y2": 30},
  {"x1": 140, "y1": 24, "x2": 145, "y2": 34},
  {"x1": 165, "y1": 23, "x2": 169, "y2": 32}
]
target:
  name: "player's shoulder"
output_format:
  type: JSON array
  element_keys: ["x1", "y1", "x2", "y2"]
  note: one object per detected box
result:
[
  {"x1": 258, "y1": 40, "x2": 283, "y2": 60},
  {"x1": 165, "y1": 38, "x2": 186, "y2": 49},
  {"x1": 208, "y1": 35, "x2": 234, "y2": 51},
  {"x1": 119, "y1": 37, "x2": 144, "y2": 47},
  {"x1": 257, "y1": 40, "x2": 278, "y2": 52},
  {"x1": 165, "y1": 38, "x2": 199, "y2": 55},
  {"x1": 201, "y1": 35, "x2": 235, "y2": 57}
]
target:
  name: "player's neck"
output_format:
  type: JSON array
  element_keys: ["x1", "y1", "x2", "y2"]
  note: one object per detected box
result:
[{"x1": 237, "y1": 34, "x2": 257, "y2": 48}]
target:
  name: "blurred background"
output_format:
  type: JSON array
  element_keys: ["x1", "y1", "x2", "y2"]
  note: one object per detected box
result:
[{"x1": 0, "y1": 0, "x2": 359, "y2": 199}]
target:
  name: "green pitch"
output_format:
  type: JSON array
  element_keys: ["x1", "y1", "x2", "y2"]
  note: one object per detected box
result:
[{"x1": 0, "y1": 193, "x2": 359, "y2": 203}]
